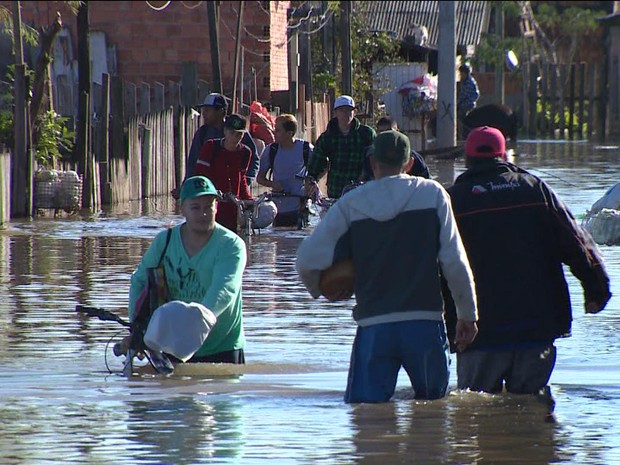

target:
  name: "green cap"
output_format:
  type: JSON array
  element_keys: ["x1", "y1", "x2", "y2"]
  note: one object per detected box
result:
[
  {"x1": 180, "y1": 176, "x2": 222, "y2": 202},
  {"x1": 224, "y1": 113, "x2": 247, "y2": 132},
  {"x1": 372, "y1": 130, "x2": 411, "y2": 166}
]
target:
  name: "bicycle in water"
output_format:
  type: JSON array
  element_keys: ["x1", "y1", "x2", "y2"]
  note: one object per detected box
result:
[{"x1": 222, "y1": 191, "x2": 277, "y2": 238}]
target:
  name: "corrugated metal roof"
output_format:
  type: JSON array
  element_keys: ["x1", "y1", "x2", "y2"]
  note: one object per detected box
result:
[{"x1": 359, "y1": 1, "x2": 491, "y2": 49}]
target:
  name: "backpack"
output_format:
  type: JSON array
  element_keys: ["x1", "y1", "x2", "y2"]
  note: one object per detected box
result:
[{"x1": 266, "y1": 140, "x2": 310, "y2": 179}]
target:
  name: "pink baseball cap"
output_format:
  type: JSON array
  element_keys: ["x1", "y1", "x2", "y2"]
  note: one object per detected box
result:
[{"x1": 465, "y1": 126, "x2": 506, "y2": 158}]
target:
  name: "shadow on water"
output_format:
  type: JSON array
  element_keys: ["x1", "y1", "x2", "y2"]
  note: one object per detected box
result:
[{"x1": 0, "y1": 140, "x2": 619, "y2": 463}]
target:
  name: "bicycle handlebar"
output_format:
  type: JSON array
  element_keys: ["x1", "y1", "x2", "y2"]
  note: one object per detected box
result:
[{"x1": 76, "y1": 304, "x2": 131, "y2": 328}]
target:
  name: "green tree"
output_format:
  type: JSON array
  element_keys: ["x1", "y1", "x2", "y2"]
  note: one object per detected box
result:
[
  {"x1": 310, "y1": 1, "x2": 403, "y2": 111},
  {"x1": 0, "y1": 2, "x2": 81, "y2": 164},
  {"x1": 473, "y1": 1, "x2": 606, "y2": 69},
  {"x1": 533, "y1": 3, "x2": 606, "y2": 64}
]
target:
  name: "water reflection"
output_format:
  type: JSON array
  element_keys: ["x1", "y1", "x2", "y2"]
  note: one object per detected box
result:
[
  {"x1": 350, "y1": 393, "x2": 565, "y2": 465},
  {"x1": 126, "y1": 396, "x2": 243, "y2": 464},
  {"x1": 0, "y1": 140, "x2": 619, "y2": 464}
]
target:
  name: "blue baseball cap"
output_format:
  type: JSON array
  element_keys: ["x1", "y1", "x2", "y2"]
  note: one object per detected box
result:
[{"x1": 198, "y1": 93, "x2": 227, "y2": 109}]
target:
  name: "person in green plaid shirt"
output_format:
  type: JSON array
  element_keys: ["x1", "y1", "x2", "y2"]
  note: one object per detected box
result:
[{"x1": 306, "y1": 96, "x2": 376, "y2": 198}]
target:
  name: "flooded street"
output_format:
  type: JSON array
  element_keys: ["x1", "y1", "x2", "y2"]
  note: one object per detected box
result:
[{"x1": 0, "y1": 140, "x2": 619, "y2": 464}]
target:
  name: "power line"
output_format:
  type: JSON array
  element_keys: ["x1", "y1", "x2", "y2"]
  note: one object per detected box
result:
[
  {"x1": 145, "y1": 1, "x2": 171, "y2": 12},
  {"x1": 180, "y1": 1, "x2": 204, "y2": 10}
]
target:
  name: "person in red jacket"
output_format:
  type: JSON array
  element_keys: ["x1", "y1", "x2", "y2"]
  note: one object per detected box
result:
[{"x1": 195, "y1": 114, "x2": 253, "y2": 233}]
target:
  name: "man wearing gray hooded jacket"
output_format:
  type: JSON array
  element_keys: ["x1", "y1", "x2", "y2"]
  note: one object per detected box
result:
[{"x1": 296, "y1": 130, "x2": 479, "y2": 403}]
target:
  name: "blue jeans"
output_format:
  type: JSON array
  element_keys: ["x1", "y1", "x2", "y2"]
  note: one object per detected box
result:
[{"x1": 344, "y1": 320, "x2": 450, "y2": 403}]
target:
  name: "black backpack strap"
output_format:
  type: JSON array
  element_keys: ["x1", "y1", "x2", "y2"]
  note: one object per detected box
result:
[
  {"x1": 267, "y1": 141, "x2": 310, "y2": 179},
  {"x1": 302, "y1": 141, "x2": 310, "y2": 166},
  {"x1": 267, "y1": 143, "x2": 279, "y2": 178},
  {"x1": 157, "y1": 228, "x2": 173, "y2": 266}
]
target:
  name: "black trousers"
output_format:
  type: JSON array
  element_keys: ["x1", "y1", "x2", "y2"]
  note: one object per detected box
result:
[{"x1": 187, "y1": 349, "x2": 245, "y2": 364}]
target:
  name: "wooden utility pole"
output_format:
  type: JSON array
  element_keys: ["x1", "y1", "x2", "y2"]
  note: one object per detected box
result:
[
  {"x1": 232, "y1": 1, "x2": 243, "y2": 112},
  {"x1": 305, "y1": 10, "x2": 313, "y2": 100},
  {"x1": 495, "y1": 5, "x2": 505, "y2": 104},
  {"x1": 11, "y1": 0, "x2": 32, "y2": 218},
  {"x1": 297, "y1": 7, "x2": 312, "y2": 101},
  {"x1": 340, "y1": 1, "x2": 352, "y2": 96},
  {"x1": 437, "y1": 1, "x2": 456, "y2": 148},
  {"x1": 321, "y1": 1, "x2": 331, "y2": 77},
  {"x1": 288, "y1": 11, "x2": 299, "y2": 113},
  {"x1": 207, "y1": 1, "x2": 223, "y2": 95},
  {"x1": 76, "y1": 1, "x2": 93, "y2": 208}
]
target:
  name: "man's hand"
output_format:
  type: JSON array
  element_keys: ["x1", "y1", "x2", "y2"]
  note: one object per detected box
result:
[
  {"x1": 272, "y1": 181, "x2": 284, "y2": 192},
  {"x1": 304, "y1": 180, "x2": 318, "y2": 198},
  {"x1": 113, "y1": 335, "x2": 131, "y2": 357},
  {"x1": 454, "y1": 320, "x2": 478, "y2": 352},
  {"x1": 113, "y1": 335, "x2": 145, "y2": 360}
]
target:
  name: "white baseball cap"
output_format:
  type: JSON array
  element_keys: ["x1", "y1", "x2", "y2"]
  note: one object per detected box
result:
[{"x1": 334, "y1": 95, "x2": 355, "y2": 110}]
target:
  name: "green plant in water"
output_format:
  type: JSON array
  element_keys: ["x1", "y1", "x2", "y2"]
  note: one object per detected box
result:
[
  {"x1": 34, "y1": 110, "x2": 74, "y2": 165},
  {"x1": 536, "y1": 100, "x2": 587, "y2": 137}
]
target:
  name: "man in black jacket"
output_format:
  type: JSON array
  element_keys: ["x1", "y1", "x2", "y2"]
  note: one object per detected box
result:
[{"x1": 444, "y1": 126, "x2": 611, "y2": 399}]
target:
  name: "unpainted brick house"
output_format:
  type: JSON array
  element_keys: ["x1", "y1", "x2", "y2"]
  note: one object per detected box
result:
[{"x1": 2, "y1": 1, "x2": 291, "y2": 113}]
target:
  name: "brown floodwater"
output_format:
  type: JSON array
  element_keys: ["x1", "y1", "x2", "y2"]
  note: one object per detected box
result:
[{"x1": 0, "y1": 140, "x2": 618, "y2": 464}]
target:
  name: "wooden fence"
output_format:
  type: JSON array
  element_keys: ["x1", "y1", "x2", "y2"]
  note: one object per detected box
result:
[
  {"x1": 86, "y1": 70, "x2": 329, "y2": 207},
  {"x1": 0, "y1": 149, "x2": 10, "y2": 226},
  {"x1": 522, "y1": 62, "x2": 605, "y2": 140},
  {"x1": 89, "y1": 73, "x2": 206, "y2": 205}
]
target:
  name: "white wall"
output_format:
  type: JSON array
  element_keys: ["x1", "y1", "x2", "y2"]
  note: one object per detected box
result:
[{"x1": 373, "y1": 63, "x2": 430, "y2": 150}]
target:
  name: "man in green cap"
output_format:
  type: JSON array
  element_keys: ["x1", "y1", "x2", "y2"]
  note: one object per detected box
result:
[
  {"x1": 296, "y1": 131, "x2": 479, "y2": 403},
  {"x1": 125, "y1": 175, "x2": 248, "y2": 364}
]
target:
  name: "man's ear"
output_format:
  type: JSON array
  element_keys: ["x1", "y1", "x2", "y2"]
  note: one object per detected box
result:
[{"x1": 403, "y1": 156, "x2": 414, "y2": 173}]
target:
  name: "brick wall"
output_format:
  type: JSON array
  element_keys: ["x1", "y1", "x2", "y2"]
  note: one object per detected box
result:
[
  {"x1": 269, "y1": 1, "x2": 289, "y2": 91},
  {"x1": 7, "y1": 0, "x2": 291, "y2": 102}
]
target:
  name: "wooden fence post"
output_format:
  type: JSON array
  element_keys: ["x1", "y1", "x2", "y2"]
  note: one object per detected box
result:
[
  {"x1": 141, "y1": 120, "x2": 152, "y2": 198},
  {"x1": 79, "y1": 91, "x2": 91, "y2": 209},
  {"x1": 181, "y1": 62, "x2": 198, "y2": 107},
  {"x1": 540, "y1": 63, "x2": 548, "y2": 135},
  {"x1": 167, "y1": 81, "x2": 180, "y2": 109},
  {"x1": 528, "y1": 62, "x2": 538, "y2": 138},
  {"x1": 578, "y1": 62, "x2": 585, "y2": 139},
  {"x1": 140, "y1": 82, "x2": 151, "y2": 115},
  {"x1": 549, "y1": 64, "x2": 558, "y2": 139},
  {"x1": 124, "y1": 82, "x2": 137, "y2": 122},
  {"x1": 593, "y1": 64, "x2": 604, "y2": 141},
  {"x1": 0, "y1": 150, "x2": 10, "y2": 226},
  {"x1": 153, "y1": 81, "x2": 165, "y2": 112},
  {"x1": 176, "y1": 107, "x2": 186, "y2": 190},
  {"x1": 568, "y1": 64, "x2": 575, "y2": 139},
  {"x1": 559, "y1": 64, "x2": 567, "y2": 138},
  {"x1": 100, "y1": 73, "x2": 111, "y2": 204}
]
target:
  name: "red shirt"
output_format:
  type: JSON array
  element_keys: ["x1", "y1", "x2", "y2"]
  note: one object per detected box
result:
[{"x1": 195, "y1": 139, "x2": 253, "y2": 231}]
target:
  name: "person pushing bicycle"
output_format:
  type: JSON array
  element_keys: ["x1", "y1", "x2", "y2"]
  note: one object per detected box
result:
[{"x1": 256, "y1": 114, "x2": 314, "y2": 227}]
